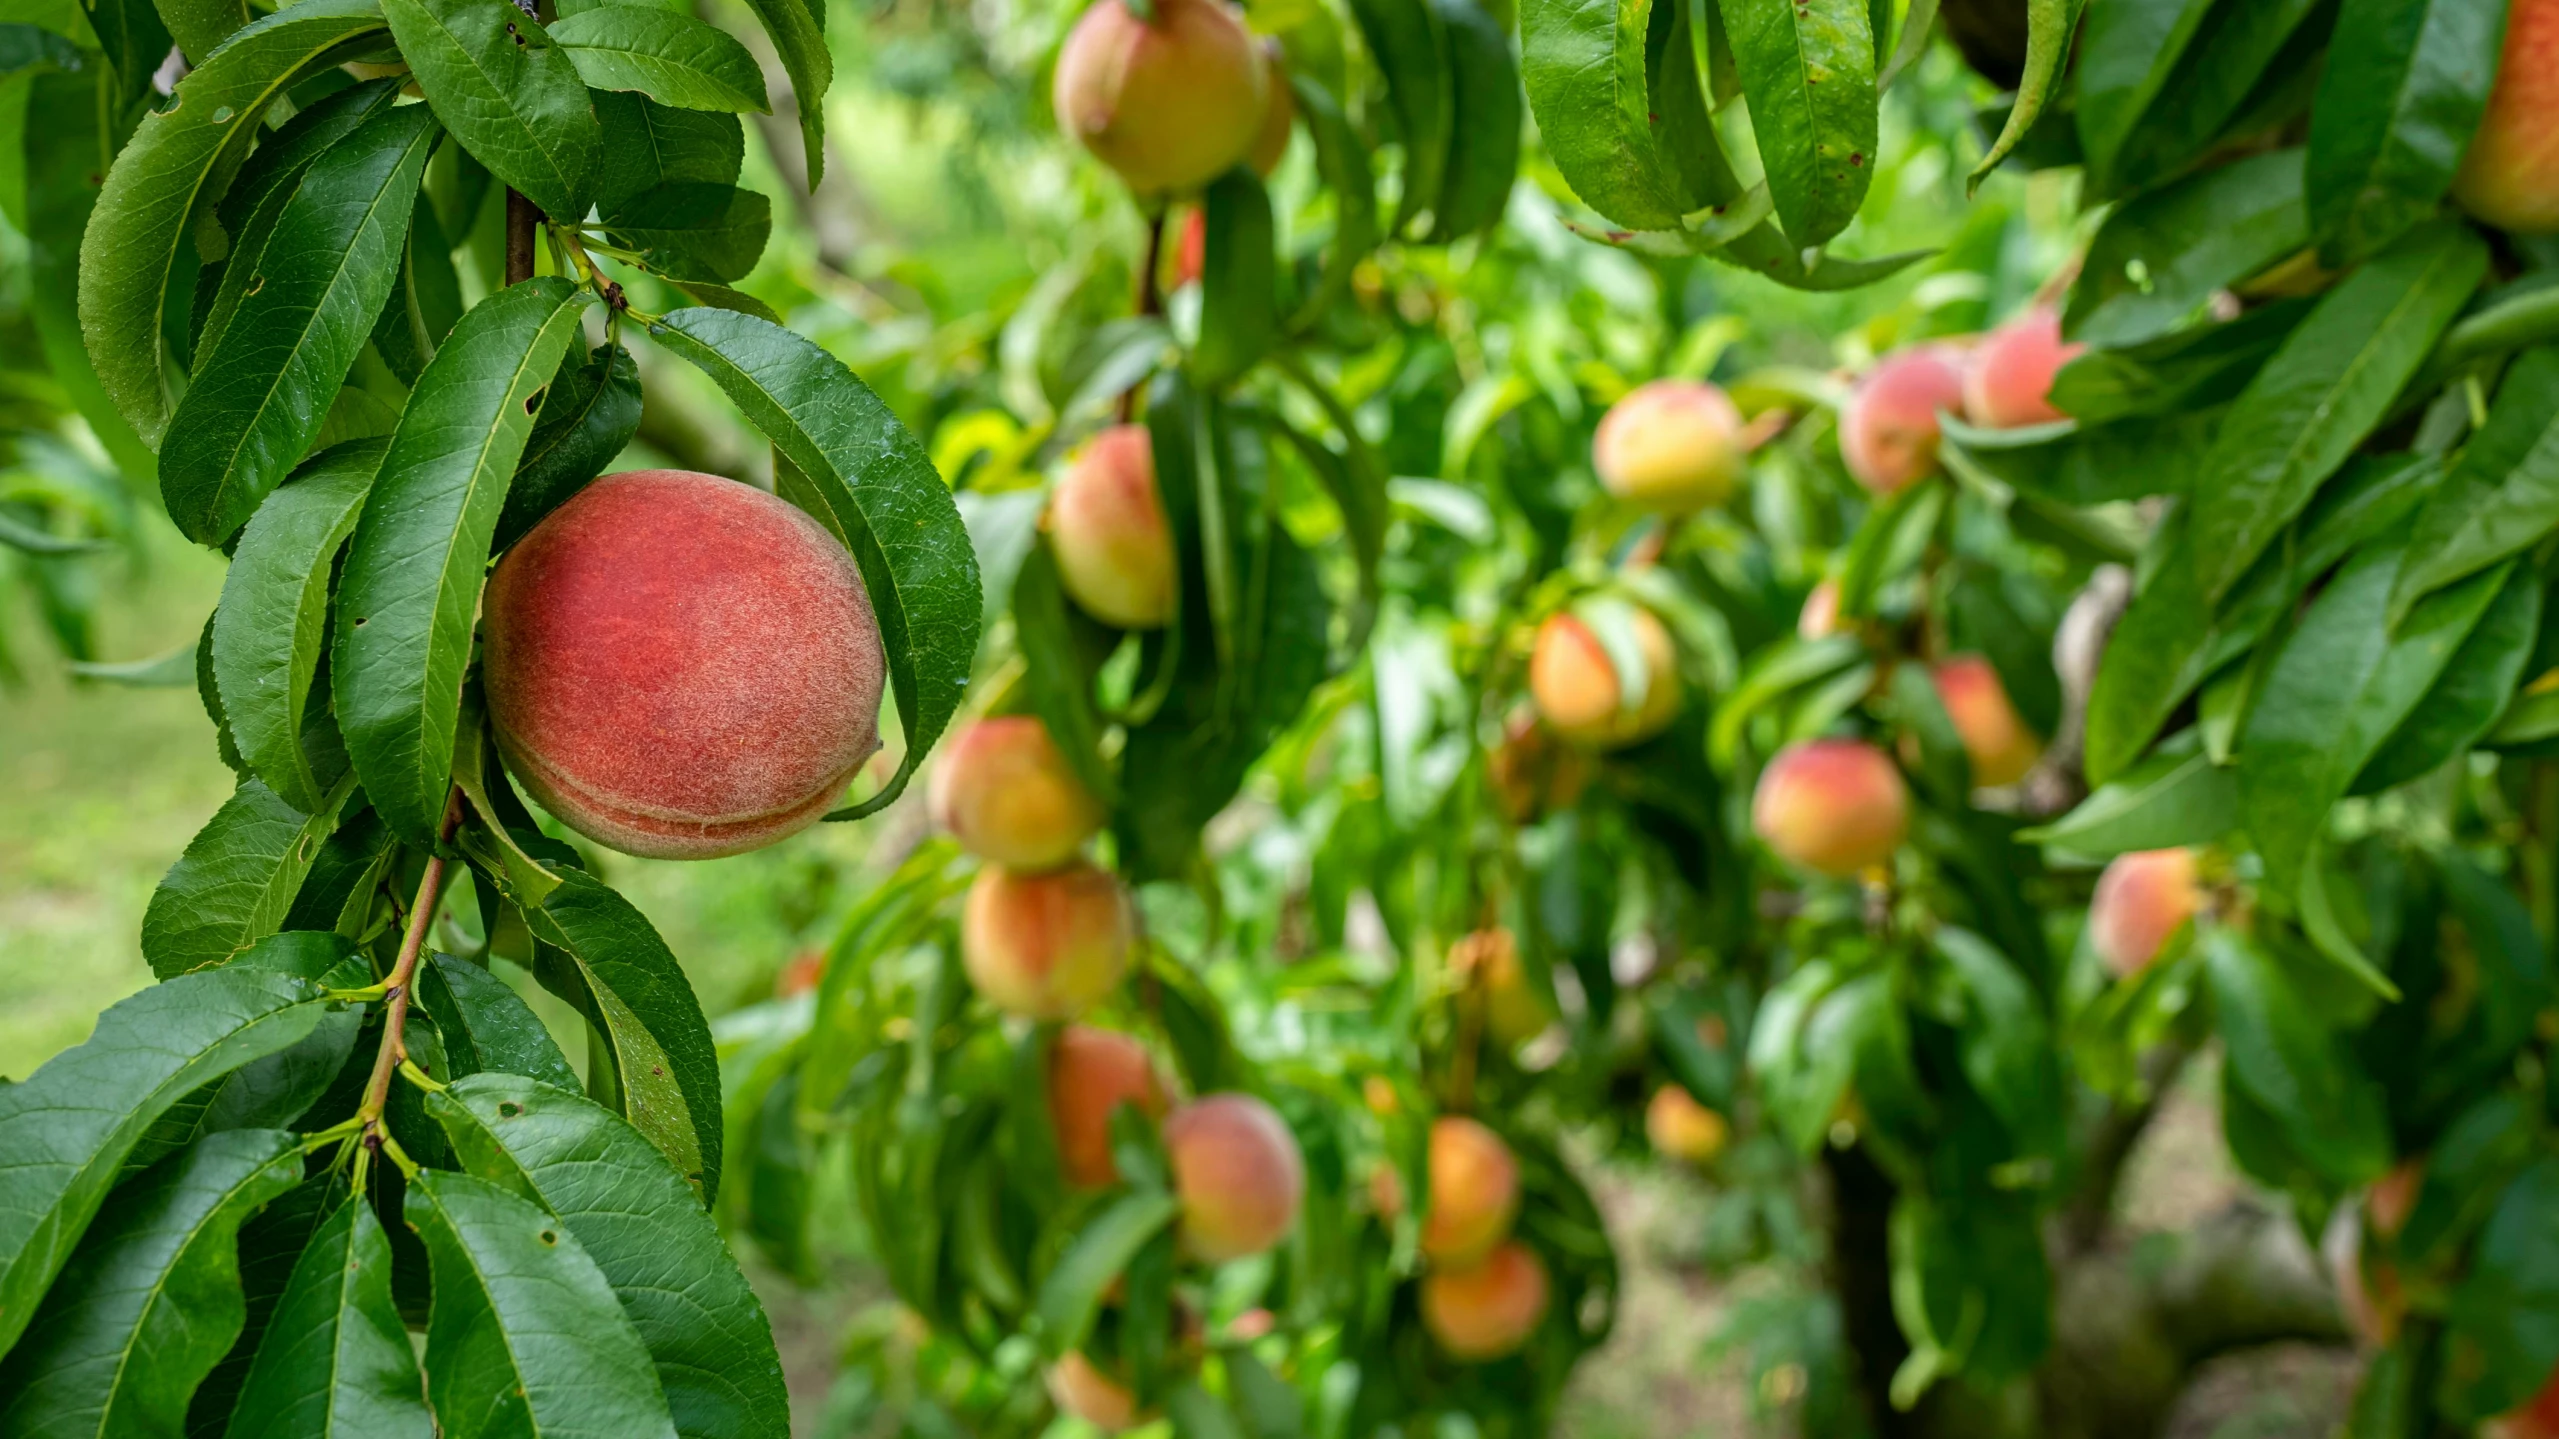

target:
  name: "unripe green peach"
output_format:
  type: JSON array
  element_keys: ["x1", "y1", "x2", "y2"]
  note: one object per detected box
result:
[
  {"x1": 1645, "y1": 1085, "x2": 1728, "y2": 1165},
  {"x1": 1962, "y1": 309, "x2": 2083, "y2": 429},
  {"x1": 2453, "y1": 0, "x2": 2559, "y2": 233},
  {"x1": 1421, "y1": 1116, "x2": 1519, "y2": 1266},
  {"x1": 1048, "y1": 1026, "x2": 1167, "y2": 1188},
  {"x1": 2088, "y1": 848, "x2": 2200, "y2": 978},
  {"x1": 1048, "y1": 1351, "x2": 1145, "y2": 1430},
  {"x1": 1051, "y1": 0, "x2": 1270, "y2": 195},
  {"x1": 1750, "y1": 739, "x2": 1910, "y2": 877},
  {"x1": 481, "y1": 470, "x2": 885, "y2": 860},
  {"x1": 1592, "y1": 379, "x2": 1747, "y2": 513},
  {"x1": 1528, "y1": 608, "x2": 1681, "y2": 750},
  {"x1": 929, "y1": 716, "x2": 1106, "y2": 871},
  {"x1": 1839, "y1": 348, "x2": 1967, "y2": 495},
  {"x1": 1164, "y1": 1092, "x2": 1305, "y2": 1262},
  {"x1": 1930, "y1": 655, "x2": 2042, "y2": 789},
  {"x1": 1050, "y1": 425, "x2": 1177, "y2": 630},
  {"x1": 1421, "y1": 1241, "x2": 1550, "y2": 1362},
  {"x1": 961, "y1": 860, "x2": 1134, "y2": 1019}
]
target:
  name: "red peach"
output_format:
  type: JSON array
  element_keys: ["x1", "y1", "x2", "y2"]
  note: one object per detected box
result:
[
  {"x1": 1164, "y1": 1093, "x2": 1305, "y2": 1262},
  {"x1": 775, "y1": 950, "x2": 825, "y2": 998},
  {"x1": 929, "y1": 715, "x2": 1106, "y2": 871},
  {"x1": 1750, "y1": 739, "x2": 1910, "y2": 878},
  {"x1": 1592, "y1": 379, "x2": 1747, "y2": 513},
  {"x1": 1528, "y1": 608, "x2": 1681, "y2": 750},
  {"x1": 1838, "y1": 349, "x2": 1967, "y2": 496},
  {"x1": 1962, "y1": 309, "x2": 2083, "y2": 429},
  {"x1": 1931, "y1": 655, "x2": 2042, "y2": 788},
  {"x1": 1645, "y1": 1085, "x2": 1729, "y2": 1164},
  {"x1": 481, "y1": 470, "x2": 885, "y2": 860},
  {"x1": 2088, "y1": 848, "x2": 2201, "y2": 978},
  {"x1": 961, "y1": 860, "x2": 1134, "y2": 1020},
  {"x1": 2454, "y1": 0, "x2": 2559, "y2": 233},
  {"x1": 1051, "y1": 426, "x2": 1177, "y2": 630},
  {"x1": 1797, "y1": 577, "x2": 1843, "y2": 640},
  {"x1": 1421, "y1": 1241, "x2": 1550, "y2": 1362},
  {"x1": 1048, "y1": 1026, "x2": 1167, "y2": 1188},
  {"x1": 1048, "y1": 1351, "x2": 1145, "y2": 1430},
  {"x1": 1052, "y1": 0, "x2": 1269, "y2": 195},
  {"x1": 1421, "y1": 1116, "x2": 1520, "y2": 1266},
  {"x1": 1172, "y1": 207, "x2": 1207, "y2": 289}
]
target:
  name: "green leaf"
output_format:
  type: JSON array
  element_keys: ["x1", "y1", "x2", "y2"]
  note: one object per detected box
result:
[
  {"x1": 645, "y1": 307, "x2": 980, "y2": 820},
  {"x1": 1718, "y1": 0, "x2": 1875, "y2": 243},
  {"x1": 1035, "y1": 1190, "x2": 1182, "y2": 1360},
  {"x1": 2204, "y1": 928, "x2": 2391, "y2": 1187},
  {"x1": 2072, "y1": 0, "x2": 2213, "y2": 196},
  {"x1": 1010, "y1": 544, "x2": 1121, "y2": 808},
  {"x1": 494, "y1": 344, "x2": 641, "y2": 552},
  {"x1": 548, "y1": 6, "x2": 767, "y2": 113},
  {"x1": 334, "y1": 276, "x2": 591, "y2": 846},
  {"x1": 2354, "y1": 563, "x2": 2541, "y2": 792},
  {"x1": 216, "y1": 77, "x2": 404, "y2": 241},
  {"x1": 226, "y1": 1197, "x2": 431, "y2": 1439},
  {"x1": 371, "y1": 196, "x2": 466, "y2": 387},
  {"x1": 429, "y1": 1073, "x2": 791, "y2": 1438},
  {"x1": 1284, "y1": 76, "x2": 1376, "y2": 332},
  {"x1": 1932, "y1": 928, "x2": 2061, "y2": 1152},
  {"x1": 2306, "y1": 0, "x2": 2508, "y2": 265},
  {"x1": 417, "y1": 954, "x2": 579, "y2": 1089},
  {"x1": 1520, "y1": 0, "x2": 1687, "y2": 230},
  {"x1": 2050, "y1": 303, "x2": 2309, "y2": 424},
  {"x1": 140, "y1": 774, "x2": 361, "y2": 979},
  {"x1": 156, "y1": 0, "x2": 250, "y2": 62},
  {"x1": 77, "y1": 0, "x2": 391, "y2": 444},
  {"x1": 25, "y1": 66, "x2": 156, "y2": 483},
  {"x1": 0, "y1": 963, "x2": 334, "y2": 1362},
  {"x1": 2186, "y1": 218, "x2": 2485, "y2": 603},
  {"x1": 601, "y1": 181, "x2": 770, "y2": 282},
  {"x1": 733, "y1": 0, "x2": 828, "y2": 182},
  {"x1": 211, "y1": 438, "x2": 383, "y2": 812},
  {"x1": 2442, "y1": 1160, "x2": 2559, "y2": 1421},
  {"x1": 406, "y1": 1169, "x2": 679, "y2": 1439},
  {"x1": 1428, "y1": 0, "x2": 1519, "y2": 239},
  {"x1": 0, "y1": 23, "x2": 83, "y2": 78},
  {"x1": 1347, "y1": 0, "x2": 1450, "y2": 236},
  {"x1": 70, "y1": 644, "x2": 202, "y2": 687},
  {"x1": 383, "y1": 0, "x2": 601, "y2": 225},
  {"x1": 2022, "y1": 748, "x2": 2240, "y2": 856},
  {"x1": 282, "y1": 808, "x2": 398, "y2": 937},
  {"x1": 2390, "y1": 347, "x2": 2559, "y2": 622},
  {"x1": 1193, "y1": 168, "x2": 1275, "y2": 389},
  {"x1": 0, "y1": 1129, "x2": 304, "y2": 1434},
  {"x1": 2064, "y1": 149, "x2": 2309, "y2": 348},
  {"x1": 590, "y1": 91, "x2": 741, "y2": 216}
]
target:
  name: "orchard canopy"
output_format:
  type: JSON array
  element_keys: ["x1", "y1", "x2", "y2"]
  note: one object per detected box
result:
[{"x1": 6, "y1": 0, "x2": 2559, "y2": 1432}]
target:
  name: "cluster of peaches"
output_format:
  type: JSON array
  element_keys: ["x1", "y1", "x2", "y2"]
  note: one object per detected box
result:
[{"x1": 1368, "y1": 1114, "x2": 1551, "y2": 1362}]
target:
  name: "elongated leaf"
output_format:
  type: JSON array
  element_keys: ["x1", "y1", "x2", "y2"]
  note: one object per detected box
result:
[
  {"x1": 1720, "y1": 0, "x2": 1875, "y2": 243},
  {"x1": 495, "y1": 343, "x2": 641, "y2": 551},
  {"x1": 335, "y1": 276, "x2": 591, "y2": 845},
  {"x1": 2098, "y1": 0, "x2": 2321, "y2": 191},
  {"x1": 1349, "y1": 0, "x2": 1450, "y2": 235},
  {"x1": 2355, "y1": 564, "x2": 2541, "y2": 791},
  {"x1": 592, "y1": 91, "x2": 742, "y2": 215},
  {"x1": 1035, "y1": 1191, "x2": 1181, "y2": 1359},
  {"x1": 0, "y1": 23, "x2": 83, "y2": 78},
  {"x1": 24, "y1": 66, "x2": 156, "y2": 483},
  {"x1": 2307, "y1": 0, "x2": 2507, "y2": 264},
  {"x1": 646, "y1": 307, "x2": 979, "y2": 819},
  {"x1": 215, "y1": 78, "x2": 404, "y2": 240},
  {"x1": 1520, "y1": 0, "x2": 1686, "y2": 230},
  {"x1": 2187, "y1": 219, "x2": 2484, "y2": 603},
  {"x1": 212, "y1": 439, "x2": 383, "y2": 812},
  {"x1": 549, "y1": 6, "x2": 767, "y2": 112},
  {"x1": 601, "y1": 181, "x2": 769, "y2": 282},
  {"x1": 1011, "y1": 545, "x2": 1121, "y2": 808},
  {"x1": 1429, "y1": 0, "x2": 1519, "y2": 239},
  {"x1": 431, "y1": 1074, "x2": 790, "y2": 1438},
  {"x1": 417, "y1": 954, "x2": 579, "y2": 1088},
  {"x1": 140, "y1": 774, "x2": 360, "y2": 979},
  {"x1": 2072, "y1": 0, "x2": 2213, "y2": 195},
  {"x1": 226, "y1": 1197, "x2": 430, "y2": 1439},
  {"x1": 383, "y1": 0, "x2": 600, "y2": 224},
  {"x1": 77, "y1": 0, "x2": 391, "y2": 444},
  {"x1": 1284, "y1": 76, "x2": 1376, "y2": 332},
  {"x1": 2021, "y1": 748, "x2": 2240, "y2": 856},
  {"x1": 371, "y1": 197, "x2": 465, "y2": 386},
  {"x1": 2390, "y1": 347, "x2": 2559, "y2": 621},
  {"x1": 0, "y1": 1130, "x2": 303, "y2": 1434},
  {"x1": 2441, "y1": 1160, "x2": 2559, "y2": 1421},
  {"x1": 158, "y1": 0, "x2": 251, "y2": 62},
  {"x1": 408, "y1": 1169, "x2": 679, "y2": 1439},
  {"x1": 2204, "y1": 929, "x2": 2391, "y2": 1186},
  {"x1": 2065, "y1": 149, "x2": 2309, "y2": 347},
  {"x1": 734, "y1": 0, "x2": 827, "y2": 181},
  {"x1": 1193, "y1": 168, "x2": 1274, "y2": 388},
  {"x1": 281, "y1": 807, "x2": 397, "y2": 937}
]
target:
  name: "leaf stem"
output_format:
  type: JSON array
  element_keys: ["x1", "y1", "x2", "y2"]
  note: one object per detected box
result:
[{"x1": 356, "y1": 791, "x2": 464, "y2": 1141}]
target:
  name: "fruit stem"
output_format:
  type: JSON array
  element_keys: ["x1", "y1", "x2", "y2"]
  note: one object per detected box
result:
[{"x1": 355, "y1": 791, "x2": 464, "y2": 1138}]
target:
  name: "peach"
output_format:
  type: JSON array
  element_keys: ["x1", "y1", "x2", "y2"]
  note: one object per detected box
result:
[
  {"x1": 929, "y1": 715, "x2": 1106, "y2": 871},
  {"x1": 1048, "y1": 1350, "x2": 1145, "y2": 1430},
  {"x1": 1591, "y1": 379, "x2": 1747, "y2": 513},
  {"x1": 775, "y1": 950, "x2": 825, "y2": 998},
  {"x1": 1048, "y1": 1026, "x2": 1166, "y2": 1187},
  {"x1": 1486, "y1": 710, "x2": 1593, "y2": 824},
  {"x1": 1452, "y1": 927, "x2": 1552, "y2": 1047},
  {"x1": 2087, "y1": 848, "x2": 2201, "y2": 978},
  {"x1": 481, "y1": 470, "x2": 885, "y2": 860},
  {"x1": 1797, "y1": 577, "x2": 1843, "y2": 640},
  {"x1": 2454, "y1": 0, "x2": 2559, "y2": 233},
  {"x1": 1961, "y1": 309, "x2": 2082, "y2": 429},
  {"x1": 961, "y1": 860, "x2": 1134, "y2": 1019},
  {"x1": 1750, "y1": 739, "x2": 1910, "y2": 877},
  {"x1": 1172, "y1": 207, "x2": 1206, "y2": 289},
  {"x1": 1931, "y1": 655, "x2": 2042, "y2": 788},
  {"x1": 1838, "y1": 348, "x2": 1966, "y2": 495},
  {"x1": 1050, "y1": 426, "x2": 1177, "y2": 630},
  {"x1": 1421, "y1": 1116, "x2": 1520, "y2": 1266},
  {"x1": 1164, "y1": 1093, "x2": 1305, "y2": 1262},
  {"x1": 1421, "y1": 1241, "x2": 1550, "y2": 1362},
  {"x1": 1248, "y1": 43, "x2": 1292, "y2": 175},
  {"x1": 1052, "y1": 0, "x2": 1270, "y2": 195},
  {"x1": 1528, "y1": 608, "x2": 1681, "y2": 750},
  {"x1": 1645, "y1": 1085, "x2": 1728, "y2": 1164}
]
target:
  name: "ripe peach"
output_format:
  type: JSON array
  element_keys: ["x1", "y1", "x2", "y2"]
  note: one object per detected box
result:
[
  {"x1": 1645, "y1": 1085, "x2": 1728, "y2": 1165},
  {"x1": 1750, "y1": 739, "x2": 1910, "y2": 878},
  {"x1": 1048, "y1": 1026, "x2": 1166, "y2": 1187},
  {"x1": 1486, "y1": 710, "x2": 1593, "y2": 824},
  {"x1": 1049, "y1": 1350, "x2": 1145, "y2": 1430},
  {"x1": 1421, "y1": 1116, "x2": 1520, "y2": 1266},
  {"x1": 929, "y1": 715, "x2": 1106, "y2": 871},
  {"x1": 1591, "y1": 379, "x2": 1747, "y2": 513},
  {"x1": 2087, "y1": 848, "x2": 2201, "y2": 978},
  {"x1": 1528, "y1": 608, "x2": 1681, "y2": 750},
  {"x1": 2453, "y1": 0, "x2": 2559, "y2": 233},
  {"x1": 1052, "y1": 0, "x2": 1270, "y2": 195},
  {"x1": 1452, "y1": 927, "x2": 1552, "y2": 1047},
  {"x1": 1421, "y1": 1241, "x2": 1550, "y2": 1362},
  {"x1": 1164, "y1": 1093, "x2": 1305, "y2": 1262},
  {"x1": 1930, "y1": 655, "x2": 2042, "y2": 788},
  {"x1": 1962, "y1": 309, "x2": 2082, "y2": 429},
  {"x1": 1797, "y1": 577, "x2": 1843, "y2": 640},
  {"x1": 1051, "y1": 426, "x2": 1177, "y2": 630},
  {"x1": 1248, "y1": 43, "x2": 1292, "y2": 175},
  {"x1": 1838, "y1": 348, "x2": 1966, "y2": 495},
  {"x1": 961, "y1": 860, "x2": 1134, "y2": 1019},
  {"x1": 481, "y1": 470, "x2": 885, "y2": 860}
]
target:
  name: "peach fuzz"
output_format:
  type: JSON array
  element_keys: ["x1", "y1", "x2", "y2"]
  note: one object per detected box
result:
[
  {"x1": 929, "y1": 715, "x2": 1106, "y2": 871},
  {"x1": 481, "y1": 470, "x2": 884, "y2": 861},
  {"x1": 1052, "y1": 0, "x2": 1269, "y2": 195},
  {"x1": 1645, "y1": 1085, "x2": 1729, "y2": 1164},
  {"x1": 2454, "y1": 0, "x2": 2559, "y2": 233},
  {"x1": 1528, "y1": 608, "x2": 1681, "y2": 750},
  {"x1": 2087, "y1": 848, "x2": 2201, "y2": 978},
  {"x1": 1048, "y1": 1351, "x2": 1145, "y2": 1430},
  {"x1": 1962, "y1": 309, "x2": 2083, "y2": 429},
  {"x1": 1048, "y1": 1026, "x2": 1167, "y2": 1188},
  {"x1": 1750, "y1": 739, "x2": 1910, "y2": 878},
  {"x1": 1838, "y1": 348, "x2": 1967, "y2": 495},
  {"x1": 1421, "y1": 1242, "x2": 1550, "y2": 1362},
  {"x1": 960, "y1": 860, "x2": 1134, "y2": 1020},
  {"x1": 1050, "y1": 425, "x2": 1178, "y2": 630},
  {"x1": 1592, "y1": 379, "x2": 1747, "y2": 513},
  {"x1": 1421, "y1": 1116, "x2": 1520, "y2": 1266},
  {"x1": 1931, "y1": 655, "x2": 2042, "y2": 788},
  {"x1": 1164, "y1": 1092, "x2": 1306, "y2": 1262}
]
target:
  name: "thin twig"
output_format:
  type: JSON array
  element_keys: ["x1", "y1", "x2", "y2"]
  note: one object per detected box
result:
[{"x1": 355, "y1": 792, "x2": 464, "y2": 1145}]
